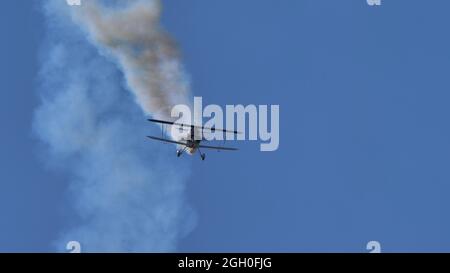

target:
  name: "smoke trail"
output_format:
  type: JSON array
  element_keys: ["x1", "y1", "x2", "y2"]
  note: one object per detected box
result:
[
  {"x1": 34, "y1": 0, "x2": 196, "y2": 252},
  {"x1": 75, "y1": 0, "x2": 191, "y2": 121}
]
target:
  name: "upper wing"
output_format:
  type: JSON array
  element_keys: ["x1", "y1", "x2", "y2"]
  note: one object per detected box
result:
[
  {"x1": 198, "y1": 144, "x2": 238, "y2": 151},
  {"x1": 148, "y1": 118, "x2": 241, "y2": 135},
  {"x1": 147, "y1": 136, "x2": 188, "y2": 146}
]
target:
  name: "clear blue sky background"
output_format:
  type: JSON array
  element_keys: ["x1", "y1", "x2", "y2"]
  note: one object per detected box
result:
[{"x1": 2, "y1": 0, "x2": 450, "y2": 252}]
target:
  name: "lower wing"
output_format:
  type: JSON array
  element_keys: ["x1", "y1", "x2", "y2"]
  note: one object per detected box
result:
[
  {"x1": 198, "y1": 144, "x2": 238, "y2": 151},
  {"x1": 147, "y1": 136, "x2": 188, "y2": 146}
]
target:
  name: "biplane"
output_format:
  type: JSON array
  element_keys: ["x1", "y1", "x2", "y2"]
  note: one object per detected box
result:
[{"x1": 147, "y1": 118, "x2": 239, "y2": 160}]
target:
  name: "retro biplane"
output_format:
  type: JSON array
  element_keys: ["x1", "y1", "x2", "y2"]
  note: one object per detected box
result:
[{"x1": 147, "y1": 119, "x2": 239, "y2": 160}]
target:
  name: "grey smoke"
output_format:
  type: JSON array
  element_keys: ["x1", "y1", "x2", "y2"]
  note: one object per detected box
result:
[
  {"x1": 73, "y1": 0, "x2": 192, "y2": 120},
  {"x1": 33, "y1": 0, "x2": 196, "y2": 252}
]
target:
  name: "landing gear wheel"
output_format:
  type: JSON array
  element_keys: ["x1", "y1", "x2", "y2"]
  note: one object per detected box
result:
[{"x1": 201, "y1": 154, "x2": 206, "y2": 161}]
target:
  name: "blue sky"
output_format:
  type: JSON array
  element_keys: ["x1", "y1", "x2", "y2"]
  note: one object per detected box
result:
[{"x1": 2, "y1": 0, "x2": 450, "y2": 252}]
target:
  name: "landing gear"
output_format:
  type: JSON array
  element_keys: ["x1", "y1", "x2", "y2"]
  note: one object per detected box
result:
[
  {"x1": 177, "y1": 147, "x2": 186, "y2": 157},
  {"x1": 198, "y1": 148, "x2": 206, "y2": 161}
]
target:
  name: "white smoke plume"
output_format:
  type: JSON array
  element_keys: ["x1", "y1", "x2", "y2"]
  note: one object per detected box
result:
[{"x1": 33, "y1": 0, "x2": 196, "y2": 252}]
